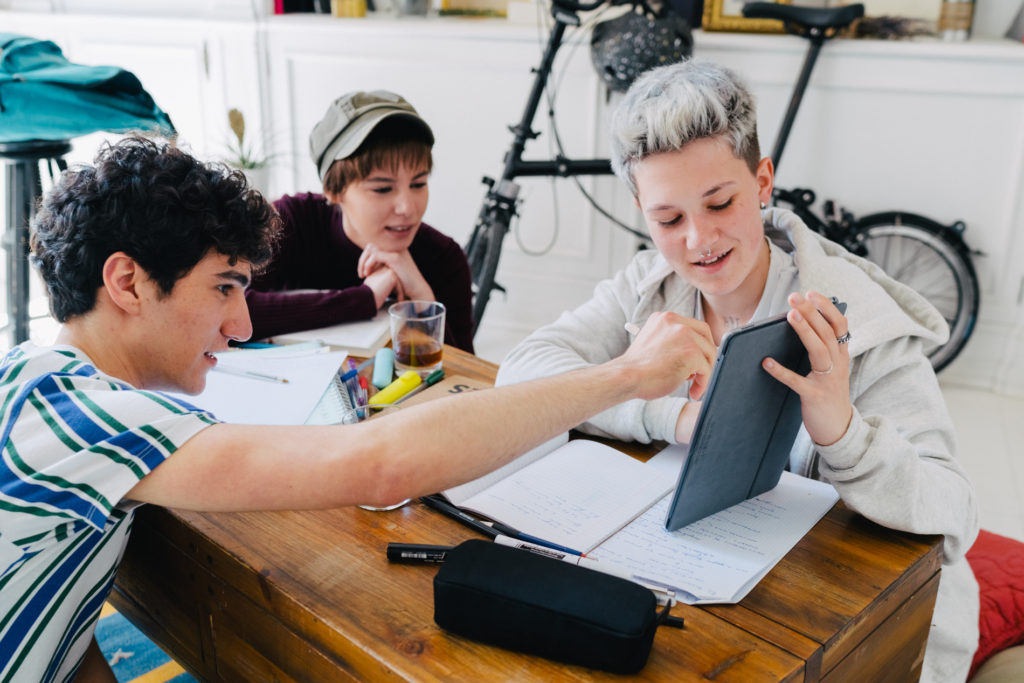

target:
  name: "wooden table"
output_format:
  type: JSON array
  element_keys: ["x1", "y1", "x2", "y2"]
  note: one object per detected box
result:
[{"x1": 111, "y1": 345, "x2": 942, "y2": 682}]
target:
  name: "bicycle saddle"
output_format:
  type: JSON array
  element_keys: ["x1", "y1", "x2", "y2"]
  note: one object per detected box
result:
[{"x1": 742, "y1": 2, "x2": 864, "y2": 34}]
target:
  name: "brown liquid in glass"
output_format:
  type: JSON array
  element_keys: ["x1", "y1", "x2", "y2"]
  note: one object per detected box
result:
[{"x1": 395, "y1": 341, "x2": 443, "y2": 368}]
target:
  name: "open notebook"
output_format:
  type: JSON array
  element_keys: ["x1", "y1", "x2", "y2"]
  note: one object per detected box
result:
[{"x1": 437, "y1": 436, "x2": 838, "y2": 605}]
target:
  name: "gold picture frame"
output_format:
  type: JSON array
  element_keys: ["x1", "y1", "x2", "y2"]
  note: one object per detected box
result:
[{"x1": 702, "y1": 0, "x2": 793, "y2": 33}]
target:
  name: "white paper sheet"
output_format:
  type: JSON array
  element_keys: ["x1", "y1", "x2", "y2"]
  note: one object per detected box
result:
[
  {"x1": 456, "y1": 439, "x2": 673, "y2": 553},
  {"x1": 169, "y1": 346, "x2": 348, "y2": 426},
  {"x1": 443, "y1": 432, "x2": 569, "y2": 505},
  {"x1": 588, "y1": 471, "x2": 839, "y2": 604}
]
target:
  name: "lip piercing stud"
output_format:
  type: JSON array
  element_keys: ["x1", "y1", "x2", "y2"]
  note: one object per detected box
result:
[{"x1": 703, "y1": 248, "x2": 712, "y2": 259}]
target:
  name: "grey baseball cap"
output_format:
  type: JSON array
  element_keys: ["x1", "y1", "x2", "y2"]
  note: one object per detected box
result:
[{"x1": 309, "y1": 90, "x2": 434, "y2": 180}]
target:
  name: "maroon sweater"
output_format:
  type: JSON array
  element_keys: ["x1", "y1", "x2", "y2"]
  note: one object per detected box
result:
[{"x1": 246, "y1": 193, "x2": 475, "y2": 353}]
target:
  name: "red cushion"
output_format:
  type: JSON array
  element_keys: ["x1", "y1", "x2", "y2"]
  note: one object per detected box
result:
[{"x1": 966, "y1": 529, "x2": 1024, "y2": 678}]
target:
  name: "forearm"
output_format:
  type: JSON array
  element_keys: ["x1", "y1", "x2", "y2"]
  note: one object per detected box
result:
[
  {"x1": 130, "y1": 309, "x2": 713, "y2": 511},
  {"x1": 132, "y1": 360, "x2": 645, "y2": 511},
  {"x1": 353, "y1": 361, "x2": 649, "y2": 505},
  {"x1": 497, "y1": 312, "x2": 681, "y2": 443},
  {"x1": 819, "y1": 408, "x2": 978, "y2": 561}
]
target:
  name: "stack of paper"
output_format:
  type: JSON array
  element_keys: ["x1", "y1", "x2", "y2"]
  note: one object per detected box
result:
[{"x1": 270, "y1": 309, "x2": 390, "y2": 357}]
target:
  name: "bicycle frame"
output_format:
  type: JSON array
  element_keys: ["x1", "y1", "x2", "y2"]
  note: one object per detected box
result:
[
  {"x1": 498, "y1": 4, "x2": 613, "y2": 181},
  {"x1": 465, "y1": 0, "x2": 612, "y2": 329}
]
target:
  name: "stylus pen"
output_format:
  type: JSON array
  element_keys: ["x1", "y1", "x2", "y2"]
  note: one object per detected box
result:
[
  {"x1": 420, "y1": 495, "x2": 498, "y2": 539},
  {"x1": 386, "y1": 542, "x2": 454, "y2": 564}
]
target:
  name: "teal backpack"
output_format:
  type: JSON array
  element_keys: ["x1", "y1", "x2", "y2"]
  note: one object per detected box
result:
[{"x1": 0, "y1": 33, "x2": 174, "y2": 142}]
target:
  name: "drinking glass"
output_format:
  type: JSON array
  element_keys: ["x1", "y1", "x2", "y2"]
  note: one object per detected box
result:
[{"x1": 388, "y1": 300, "x2": 445, "y2": 379}]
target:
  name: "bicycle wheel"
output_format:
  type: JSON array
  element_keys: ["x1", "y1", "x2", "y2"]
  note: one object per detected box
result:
[{"x1": 855, "y1": 212, "x2": 979, "y2": 372}]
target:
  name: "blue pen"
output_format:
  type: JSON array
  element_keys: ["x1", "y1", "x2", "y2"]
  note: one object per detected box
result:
[
  {"x1": 235, "y1": 341, "x2": 279, "y2": 349},
  {"x1": 342, "y1": 359, "x2": 361, "y2": 408},
  {"x1": 490, "y1": 523, "x2": 585, "y2": 557},
  {"x1": 340, "y1": 356, "x2": 374, "y2": 382}
]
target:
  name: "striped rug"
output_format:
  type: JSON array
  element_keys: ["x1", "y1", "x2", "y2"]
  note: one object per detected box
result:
[{"x1": 96, "y1": 603, "x2": 197, "y2": 683}]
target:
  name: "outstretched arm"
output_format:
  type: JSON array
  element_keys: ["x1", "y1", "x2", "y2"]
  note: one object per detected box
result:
[{"x1": 127, "y1": 311, "x2": 715, "y2": 511}]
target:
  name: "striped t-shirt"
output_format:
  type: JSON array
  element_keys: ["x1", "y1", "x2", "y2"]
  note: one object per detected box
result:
[{"x1": 0, "y1": 343, "x2": 216, "y2": 682}]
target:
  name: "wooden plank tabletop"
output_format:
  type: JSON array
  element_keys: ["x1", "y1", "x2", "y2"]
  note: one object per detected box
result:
[{"x1": 112, "y1": 345, "x2": 943, "y2": 682}]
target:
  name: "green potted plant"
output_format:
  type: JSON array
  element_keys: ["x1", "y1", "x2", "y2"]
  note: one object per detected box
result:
[{"x1": 225, "y1": 108, "x2": 272, "y2": 196}]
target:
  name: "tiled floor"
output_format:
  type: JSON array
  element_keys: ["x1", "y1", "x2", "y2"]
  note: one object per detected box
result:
[{"x1": 941, "y1": 383, "x2": 1024, "y2": 543}]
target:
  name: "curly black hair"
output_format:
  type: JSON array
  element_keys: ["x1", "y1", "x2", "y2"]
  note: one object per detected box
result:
[{"x1": 30, "y1": 136, "x2": 281, "y2": 322}]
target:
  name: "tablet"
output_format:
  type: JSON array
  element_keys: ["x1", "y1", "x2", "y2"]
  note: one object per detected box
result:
[{"x1": 663, "y1": 302, "x2": 844, "y2": 532}]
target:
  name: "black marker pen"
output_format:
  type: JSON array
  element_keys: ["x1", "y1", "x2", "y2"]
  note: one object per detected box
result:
[{"x1": 386, "y1": 542, "x2": 455, "y2": 564}]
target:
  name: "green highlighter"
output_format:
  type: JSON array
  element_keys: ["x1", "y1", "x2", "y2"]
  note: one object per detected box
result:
[{"x1": 393, "y1": 369, "x2": 445, "y2": 405}]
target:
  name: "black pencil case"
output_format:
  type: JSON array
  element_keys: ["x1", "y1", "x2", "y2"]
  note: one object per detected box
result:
[{"x1": 433, "y1": 539, "x2": 680, "y2": 674}]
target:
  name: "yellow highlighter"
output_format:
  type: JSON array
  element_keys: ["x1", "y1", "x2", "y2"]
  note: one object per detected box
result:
[{"x1": 369, "y1": 370, "x2": 422, "y2": 405}]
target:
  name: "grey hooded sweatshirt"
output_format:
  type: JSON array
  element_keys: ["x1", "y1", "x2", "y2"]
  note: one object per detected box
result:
[{"x1": 496, "y1": 208, "x2": 979, "y2": 682}]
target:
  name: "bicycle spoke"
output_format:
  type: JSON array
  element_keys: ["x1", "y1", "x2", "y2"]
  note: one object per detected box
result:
[{"x1": 857, "y1": 216, "x2": 979, "y2": 371}]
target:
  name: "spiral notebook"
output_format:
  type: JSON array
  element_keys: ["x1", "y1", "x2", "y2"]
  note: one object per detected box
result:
[{"x1": 305, "y1": 373, "x2": 355, "y2": 425}]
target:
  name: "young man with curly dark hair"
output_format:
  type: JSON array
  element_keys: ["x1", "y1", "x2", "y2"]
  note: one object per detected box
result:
[{"x1": 0, "y1": 136, "x2": 715, "y2": 681}]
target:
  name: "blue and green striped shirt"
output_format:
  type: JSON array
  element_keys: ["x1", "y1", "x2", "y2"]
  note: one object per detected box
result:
[{"x1": 0, "y1": 343, "x2": 216, "y2": 682}]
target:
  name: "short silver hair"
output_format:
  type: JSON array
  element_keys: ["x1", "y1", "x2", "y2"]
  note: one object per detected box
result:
[{"x1": 609, "y1": 57, "x2": 761, "y2": 196}]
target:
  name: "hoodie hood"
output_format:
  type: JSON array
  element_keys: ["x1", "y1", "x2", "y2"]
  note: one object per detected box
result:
[{"x1": 763, "y1": 207, "x2": 949, "y2": 355}]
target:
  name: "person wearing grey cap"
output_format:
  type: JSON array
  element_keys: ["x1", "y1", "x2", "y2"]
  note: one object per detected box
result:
[{"x1": 245, "y1": 90, "x2": 475, "y2": 351}]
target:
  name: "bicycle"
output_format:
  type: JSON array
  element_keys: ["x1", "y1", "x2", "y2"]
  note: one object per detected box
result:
[
  {"x1": 742, "y1": 2, "x2": 979, "y2": 371},
  {"x1": 464, "y1": 0, "x2": 980, "y2": 371}
]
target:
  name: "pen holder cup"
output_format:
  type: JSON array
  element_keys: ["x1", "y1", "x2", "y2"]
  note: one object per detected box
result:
[{"x1": 342, "y1": 404, "x2": 411, "y2": 511}]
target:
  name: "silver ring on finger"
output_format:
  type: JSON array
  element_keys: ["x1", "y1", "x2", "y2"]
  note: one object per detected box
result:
[
  {"x1": 812, "y1": 360, "x2": 834, "y2": 376},
  {"x1": 836, "y1": 331, "x2": 852, "y2": 345}
]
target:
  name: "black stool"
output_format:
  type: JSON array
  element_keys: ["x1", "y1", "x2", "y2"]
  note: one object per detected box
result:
[{"x1": 1, "y1": 139, "x2": 71, "y2": 346}]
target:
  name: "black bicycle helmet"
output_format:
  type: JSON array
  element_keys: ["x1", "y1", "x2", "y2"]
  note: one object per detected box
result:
[{"x1": 590, "y1": 3, "x2": 694, "y2": 93}]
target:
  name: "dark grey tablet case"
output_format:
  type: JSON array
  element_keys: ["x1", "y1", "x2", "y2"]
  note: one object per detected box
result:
[{"x1": 664, "y1": 312, "x2": 810, "y2": 531}]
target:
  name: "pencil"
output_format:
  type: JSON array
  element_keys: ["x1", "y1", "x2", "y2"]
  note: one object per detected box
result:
[{"x1": 213, "y1": 365, "x2": 289, "y2": 384}]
